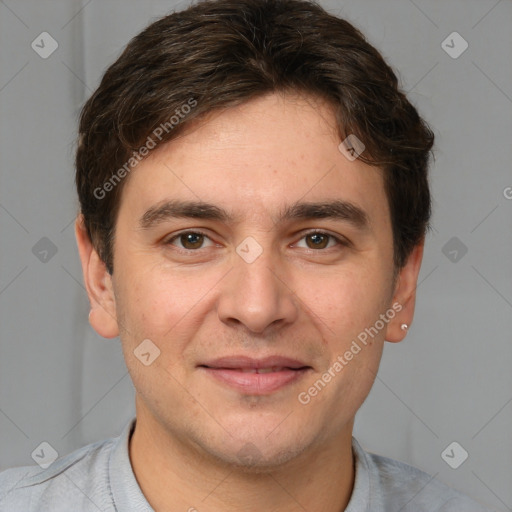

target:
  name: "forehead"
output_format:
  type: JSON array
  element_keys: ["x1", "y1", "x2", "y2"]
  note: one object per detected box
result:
[{"x1": 119, "y1": 92, "x2": 388, "y2": 226}]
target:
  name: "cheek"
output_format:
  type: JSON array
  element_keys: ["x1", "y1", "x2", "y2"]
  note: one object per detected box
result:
[
  {"x1": 119, "y1": 271, "x2": 187, "y2": 329},
  {"x1": 115, "y1": 266, "x2": 223, "y2": 359},
  {"x1": 298, "y1": 263, "x2": 390, "y2": 338}
]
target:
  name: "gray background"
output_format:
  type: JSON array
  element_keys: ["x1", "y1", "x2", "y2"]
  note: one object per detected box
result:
[{"x1": 0, "y1": 0, "x2": 511, "y2": 510}]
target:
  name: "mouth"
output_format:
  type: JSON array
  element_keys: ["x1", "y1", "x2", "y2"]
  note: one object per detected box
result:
[{"x1": 198, "y1": 356, "x2": 312, "y2": 395}]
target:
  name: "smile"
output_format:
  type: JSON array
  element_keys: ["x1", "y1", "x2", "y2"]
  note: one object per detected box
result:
[{"x1": 198, "y1": 356, "x2": 312, "y2": 394}]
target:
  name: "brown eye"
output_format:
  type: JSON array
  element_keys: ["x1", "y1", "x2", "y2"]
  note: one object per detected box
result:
[
  {"x1": 179, "y1": 232, "x2": 204, "y2": 249},
  {"x1": 167, "y1": 232, "x2": 211, "y2": 250},
  {"x1": 305, "y1": 233, "x2": 330, "y2": 249}
]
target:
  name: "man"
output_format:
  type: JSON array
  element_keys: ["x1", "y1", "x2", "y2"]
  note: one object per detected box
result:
[{"x1": 0, "y1": 0, "x2": 494, "y2": 510}]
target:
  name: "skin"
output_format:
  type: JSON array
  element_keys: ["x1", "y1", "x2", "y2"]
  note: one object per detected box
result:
[{"x1": 76, "y1": 91, "x2": 424, "y2": 512}]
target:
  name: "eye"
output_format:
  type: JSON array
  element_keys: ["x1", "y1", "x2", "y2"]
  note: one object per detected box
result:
[
  {"x1": 166, "y1": 231, "x2": 214, "y2": 250},
  {"x1": 295, "y1": 231, "x2": 344, "y2": 250},
  {"x1": 165, "y1": 230, "x2": 346, "y2": 252}
]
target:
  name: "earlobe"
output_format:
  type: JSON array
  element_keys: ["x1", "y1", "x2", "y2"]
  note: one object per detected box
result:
[
  {"x1": 385, "y1": 241, "x2": 425, "y2": 343},
  {"x1": 75, "y1": 214, "x2": 119, "y2": 339}
]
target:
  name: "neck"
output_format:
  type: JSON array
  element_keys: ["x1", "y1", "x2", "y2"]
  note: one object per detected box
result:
[{"x1": 129, "y1": 413, "x2": 355, "y2": 512}]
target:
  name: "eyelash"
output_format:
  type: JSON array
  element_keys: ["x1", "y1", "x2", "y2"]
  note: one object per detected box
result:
[{"x1": 165, "y1": 230, "x2": 348, "y2": 252}]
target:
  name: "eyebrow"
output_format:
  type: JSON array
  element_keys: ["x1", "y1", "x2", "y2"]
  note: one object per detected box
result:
[{"x1": 138, "y1": 199, "x2": 370, "y2": 231}]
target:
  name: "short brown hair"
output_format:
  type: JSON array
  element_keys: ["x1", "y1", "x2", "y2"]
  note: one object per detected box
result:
[{"x1": 76, "y1": 0, "x2": 434, "y2": 275}]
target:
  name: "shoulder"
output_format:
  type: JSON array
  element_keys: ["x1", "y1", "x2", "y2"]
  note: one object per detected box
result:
[
  {"x1": 353, "y1": 438, "x2": 494, "y2": 512},
  {"x1": 0, "y1": 436, "x2": 117, "y2": 512}
]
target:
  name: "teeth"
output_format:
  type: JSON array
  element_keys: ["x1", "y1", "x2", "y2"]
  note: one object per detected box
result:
[
  {"x1": 257, "y1": 367, "x2": 276, "y2": 374},
  {"x1": 239, "y1": 367, "x2": 285, "y2": 374}
]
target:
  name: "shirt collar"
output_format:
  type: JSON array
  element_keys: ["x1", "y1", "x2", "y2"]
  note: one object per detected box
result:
[
  {"x1": 108, "y1": 417, "x2": 154, "y2": 511},
  {"x1": 344, "y1": 437, "x2": 377, "y2": 512}
]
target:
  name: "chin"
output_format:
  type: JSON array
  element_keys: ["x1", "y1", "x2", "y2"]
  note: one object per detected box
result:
[
  {"x1": 210, "y1": 440, "x2": 309, "y2": 473},
  {"x1": 191, "y1": 422, "x2": 315, "y2": 473}
]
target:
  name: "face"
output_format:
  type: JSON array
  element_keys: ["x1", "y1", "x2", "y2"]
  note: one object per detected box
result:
[{"x1": 80, "y1": 92, "x2": 421, "y2": 469}]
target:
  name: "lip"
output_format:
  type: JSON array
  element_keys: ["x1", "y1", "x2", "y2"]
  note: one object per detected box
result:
[{"x1": 198, "y1": 356, "x2": 312, "y2": 395}]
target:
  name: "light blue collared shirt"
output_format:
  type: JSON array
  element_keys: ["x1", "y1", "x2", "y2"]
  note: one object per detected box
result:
[{"x1": 0, "y1": 418, "x2": 494, "y2": 511}]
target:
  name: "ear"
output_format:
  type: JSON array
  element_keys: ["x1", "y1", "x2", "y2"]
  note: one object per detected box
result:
[
  {"x1": 385, "y1": 240, "x2": 424, "y2": 343},
  {"x1": 75, "y1": 214, "x2": 119, "y2": 338}
]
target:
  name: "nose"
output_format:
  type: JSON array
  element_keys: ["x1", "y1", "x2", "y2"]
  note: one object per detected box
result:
[{"x1": 216, "y1": 248, "x2": 298, "y2": 334}]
